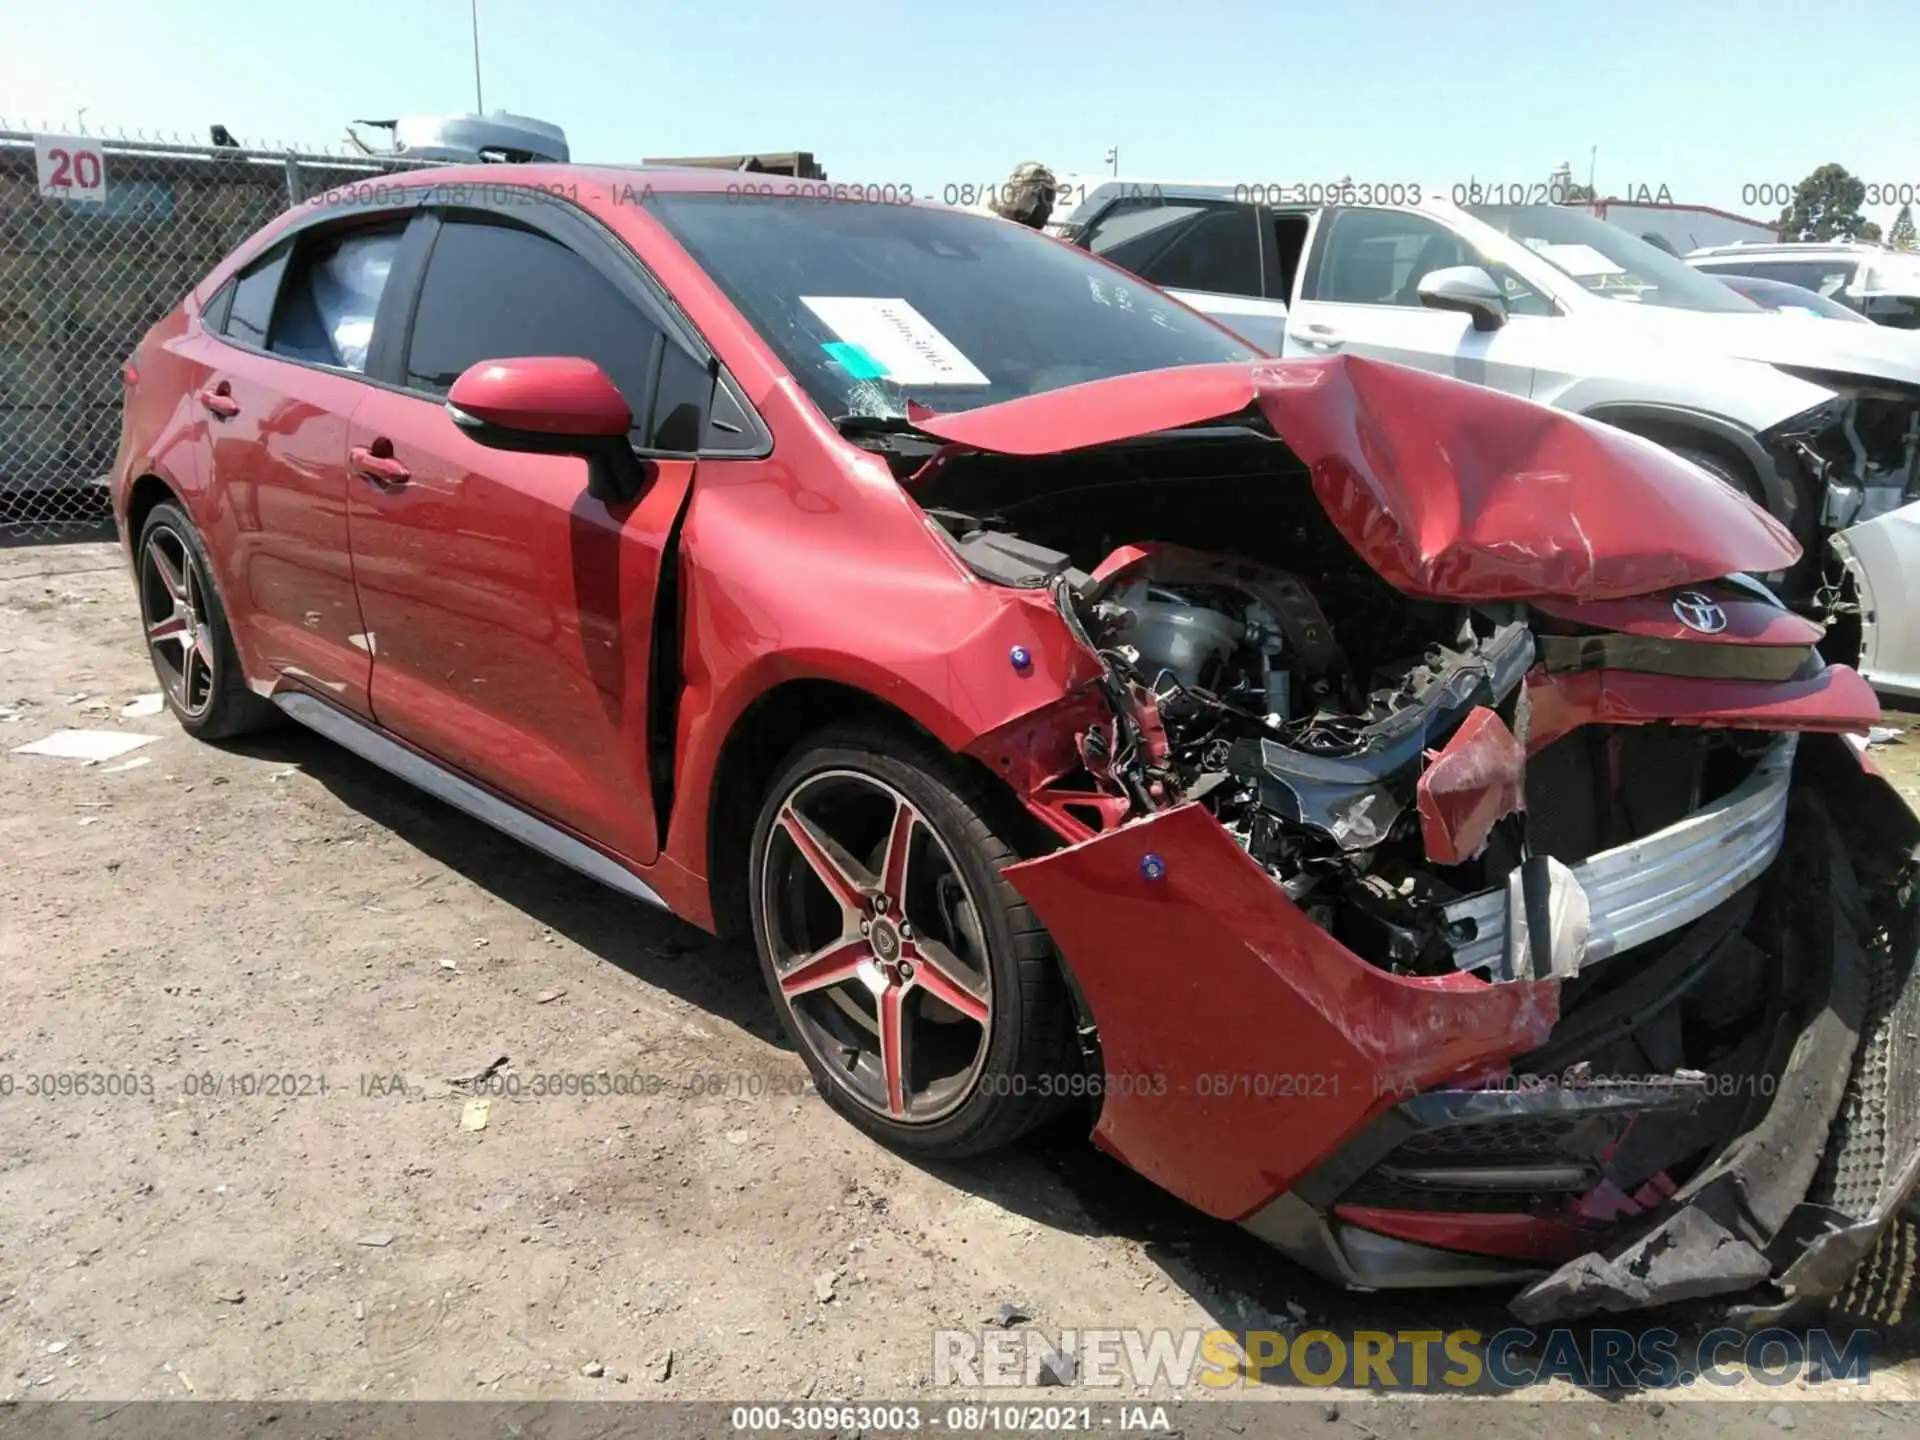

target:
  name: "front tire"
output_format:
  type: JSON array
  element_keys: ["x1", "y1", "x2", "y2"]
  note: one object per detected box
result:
[
  {"x1": 135, "y1": 501, "x2": 275, "y2": 740},
  {"x1": 747, "y1": 721, "x2": 1072, "y2": 1159}
]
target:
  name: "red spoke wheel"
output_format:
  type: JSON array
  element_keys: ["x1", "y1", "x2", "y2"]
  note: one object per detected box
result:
[
  {"x1": 134, "y1": 501, "x2": 276, "y2": 740},
  {"x1": 748, "y1": 722, "x2": 1074, "y2": 1157}
]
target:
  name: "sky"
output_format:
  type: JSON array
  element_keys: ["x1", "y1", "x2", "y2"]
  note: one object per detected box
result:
[{"x1": 5, "y1": 0, "x2": 1919, "y2": 229}]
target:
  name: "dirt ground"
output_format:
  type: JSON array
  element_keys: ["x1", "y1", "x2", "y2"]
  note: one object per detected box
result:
[{"x1": 3, "y1": 535, "x2": 1920, "y2": 1438}]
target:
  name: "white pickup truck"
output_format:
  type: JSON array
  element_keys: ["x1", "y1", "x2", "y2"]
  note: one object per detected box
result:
[{"x1": 1048, "y1": 182, "x2": 1920, "y2": 697}]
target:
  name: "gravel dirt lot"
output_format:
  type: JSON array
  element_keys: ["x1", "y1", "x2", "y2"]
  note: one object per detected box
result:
[{"x1": 3, "y1": 535, "x2": 1919, "y2": 1438}]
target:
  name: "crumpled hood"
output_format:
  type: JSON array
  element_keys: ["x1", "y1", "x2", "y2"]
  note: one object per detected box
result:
[{"x1": 908, "y1": 355, "x2": 1801, "y2": 601}]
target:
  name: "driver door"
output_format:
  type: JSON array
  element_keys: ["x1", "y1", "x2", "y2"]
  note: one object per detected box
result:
[
  {"x1": 345, "y1": 204, "x2": 717, "y2": 863},
  {"x1": 1282, "y1": 207, "x2": 1540, "y2": 397}
]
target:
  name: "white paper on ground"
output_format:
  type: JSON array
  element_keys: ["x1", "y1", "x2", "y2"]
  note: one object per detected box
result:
[
  {"x1": 120, "y1": 693, "x2": 165, "y2": 718},
  {"x1": 12, "y1": 730, "x2": 161, "y2": 761},
  {"x1": 800, "y1": 296, "x2": 991, "y2": 386}
]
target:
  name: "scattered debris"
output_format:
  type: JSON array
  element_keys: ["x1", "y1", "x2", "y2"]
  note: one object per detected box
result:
[
  {"x1": 653, "y1": 1348, "x2": 674, "y2": 1383},
  {"x1": 214, "y1": 1288, "x2": 244, "y2": 1304},
  {"x1": 613, "y1": 1370, "x2": 630, "y2": 1384},
  {"x1": 12, "y1": 729, "x2": 159, "y2": 762},
  {"x1": 1769, "y1": 1408, "x2": 1797, "y2": 1431},
  {"x1": 1035, "y1": 1349, "x2": 1077, "y2": 1386},
  {"x1": 45, "y1": 1341, "x2": 68, "y2": 1355},
  {"x1": 1322, "y1": 1402, "x2": 1339, "y2": 1421},
  {"x1": 1647, "y1": 1400, "x2": 1665, "y2": 1417},
  {"x1": 449, "y1": 1056, "x2": 509, "y2": 1087},
  {"x1": 354, "y1": 1232, "x2": 395, "y2": 1249},
  {"x1": 461, "y1": 1098, "x2": 492, "y2": 1132},
  {"x1": 120, "y1": 693, "x2": 165, "y2": 718},
  {"x1": 535, "y1": 989, "x2": 566, "y2": 1004},
  {"x1": 984, "y1": 1302, "x2": 1031, "y2": 1328},
  {"x1": 1865, "y1": 726, "x2": 1904, "y2": 748},
  {"x1": 580, "y1": 1360, "x2": 605, "y2": 1378},
  {"x1": 437, "y1": 958, "x2": 459, "y2": 972},
  {"x1": 814, "y1": 1272, "x2": 837, "y2": 1304}
]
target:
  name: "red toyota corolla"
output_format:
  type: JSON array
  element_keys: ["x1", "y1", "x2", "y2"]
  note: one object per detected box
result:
[{"x1": 113, "y1": 167, "x2": 1920, "y2": 1322}]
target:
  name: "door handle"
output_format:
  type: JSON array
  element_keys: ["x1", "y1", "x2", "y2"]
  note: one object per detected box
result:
[
  {"x1": 350, "y1": 444, "x2": 411, "y2": 487},
  {"x1": 1287, "y1": 324, "x2": 1344, "y2": 351},
  {"x1": 198, "y1": 384, "x2": 239, "y2": 419}
]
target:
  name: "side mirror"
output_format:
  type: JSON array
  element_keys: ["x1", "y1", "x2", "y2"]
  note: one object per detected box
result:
[
  {"x1": 1416, "y1": 265, "x2": 1509, "y2": 332},
  {"x1": 446, "y1": 356, "x2": 646, "y2": 504}
]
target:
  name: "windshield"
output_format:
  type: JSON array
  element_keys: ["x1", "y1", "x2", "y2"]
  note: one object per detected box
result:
[
  {"x1": 646, "y1": 194, "x2": 1256, "y2": 419},
  {"x1": 1467, "y1": 206, "x2": 1761, "y2": 312}
]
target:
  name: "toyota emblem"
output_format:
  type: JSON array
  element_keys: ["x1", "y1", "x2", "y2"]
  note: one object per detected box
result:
[{"x1": 1671, "y1": 591, "x2": 1728, "y2": 635}]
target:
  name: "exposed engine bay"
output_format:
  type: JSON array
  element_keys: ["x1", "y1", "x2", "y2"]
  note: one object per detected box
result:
[{"x1": 908, "y1": 430, "x2": 1803, "y2": 982}]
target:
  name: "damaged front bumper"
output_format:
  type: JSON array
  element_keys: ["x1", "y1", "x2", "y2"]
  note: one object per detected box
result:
[
  {"x1": 1442, "y1": 734, "x2": 1794, "y2": 977},
  {"x1": 1004, "y1": 734, "x2": 1920, "y2": 1318}
]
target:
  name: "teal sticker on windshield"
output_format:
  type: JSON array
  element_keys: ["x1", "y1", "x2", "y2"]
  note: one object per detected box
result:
[{"x1": 822, "y1": 341, "x2": 890, "y2": 380}]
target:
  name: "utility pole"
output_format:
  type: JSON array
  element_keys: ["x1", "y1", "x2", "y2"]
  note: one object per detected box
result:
[
  {"x1": 1105, "y1": 146, "x2": 1118, "y2": 177},
  {"x1": 1587, "y1": 145, "x2": 1597, "y2": 197},
  {"x1": 471, "y1": 0, "x2": 485, "y2": 113}
]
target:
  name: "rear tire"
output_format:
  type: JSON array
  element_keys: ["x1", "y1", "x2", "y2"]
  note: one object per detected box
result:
[
  {"x1": 746, "y1": 720, "x2": 1072, "y2": 1159},
  {"x1": 135, "y1": 501, "x2": 276, "y2": 741}
]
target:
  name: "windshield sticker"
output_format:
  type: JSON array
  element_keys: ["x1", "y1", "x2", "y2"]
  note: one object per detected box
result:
[
  {"x1": 1523, "y1": 240, "x2": 1626, "y2": 277},
  {"x1": 801, "y1": 297, "x2": 991, "y2": 386},
  {"x1": 821, "y1": 341, "x2": 890, "y2": 380}
]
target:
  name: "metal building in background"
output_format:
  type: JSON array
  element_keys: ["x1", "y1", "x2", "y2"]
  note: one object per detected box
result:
[{"x1": 0, "y1": 125, "x2": 436, "y2": 538}]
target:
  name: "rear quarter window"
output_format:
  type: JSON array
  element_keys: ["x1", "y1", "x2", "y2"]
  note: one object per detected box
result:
[{"x1": 223, "y1": 247, "x2": 291, "y2": 349}]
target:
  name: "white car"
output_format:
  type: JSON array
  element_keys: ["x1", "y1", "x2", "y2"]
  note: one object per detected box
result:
[
  {"x1": 1048, "y1": 182, "x2": 1920, "y2": 698},
  {"x1": 1687, "y1": 241, "x2": 1920, "y2": 330}
]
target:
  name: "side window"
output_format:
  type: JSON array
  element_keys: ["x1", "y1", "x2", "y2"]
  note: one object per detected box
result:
[
  {"x1": 1305, "y1": 208, "x2": 1550, "y2": 315},
  {"x1": 269, "y1": 226, "x2": 403, "y2": 373},
  {"x1": 223, "y1": 247, "x2": 291, "y2": 349},
  {"x1": 202, "y1": 280, "x2": 236, "y2": 333},
  {"x1": 1308, "y1": 209, "x2": 1471, "y2": 306},
  {"x1": 1087, "y1": 199, "x2": 1263, "y2": 298},
  {"x1": 405, "y1": 215, "x2": 700, "y2": 448}
]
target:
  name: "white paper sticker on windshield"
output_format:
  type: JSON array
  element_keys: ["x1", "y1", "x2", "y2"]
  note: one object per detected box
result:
[
  {"x1": 1522, "y1": 240, "x2": 1626, "y2": 278},
  {"x1": 801, "y1": 297, "x2": 990, "y2": 386}
]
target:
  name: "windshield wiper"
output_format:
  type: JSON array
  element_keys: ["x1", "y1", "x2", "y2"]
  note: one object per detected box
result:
[
  {"x1": 834, "y1": 412, "x2": 945, "y2": 457},
  {"x1": 833, "y1": 413, "x2": 935, "y2": 437}
]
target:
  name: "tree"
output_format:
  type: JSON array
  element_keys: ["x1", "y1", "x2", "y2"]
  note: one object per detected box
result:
[
  {"x1": 1777, "y1": 164, "x2": 1883, "y2": 242},
  {"x1": 1891, "y1": 204, "x2": 1918, "y2": 251}
]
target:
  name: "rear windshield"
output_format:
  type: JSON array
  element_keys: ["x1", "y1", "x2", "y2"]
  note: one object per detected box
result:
[{"x1": 646, "y1": 194, "x2": 1256, "y2": 420}]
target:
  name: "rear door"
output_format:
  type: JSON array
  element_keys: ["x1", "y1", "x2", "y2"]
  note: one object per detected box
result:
[
  {"x1": 1081, "y1": 195, "x2": 1289, "y2": 353},
  {"x1": 198, "y1": 214, "x2": 413, "y2": 715},
  {"x1": 345, "y1": 197, "x2": 717, "y2": 862},
  {"x1": 1281, "y1": 206, "x2": 1542, "y2": 396}
]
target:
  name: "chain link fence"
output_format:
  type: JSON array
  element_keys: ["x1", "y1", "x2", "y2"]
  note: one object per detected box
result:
[{"x1": 0, "y1": 123, "x2": 437, "y2": 540}]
